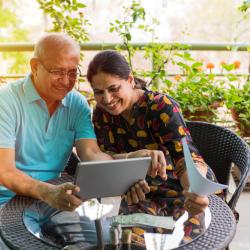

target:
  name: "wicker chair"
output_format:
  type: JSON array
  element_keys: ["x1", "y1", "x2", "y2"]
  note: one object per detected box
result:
[
  {"x1": 64, "y1": 151, "x2": 80, "y2": 176},
  {"x1": 186, "y1": 121, "x2": 250, "y2": 218},
  {"x1": 65, "y1": 121, "x2": 250, "y2": 215},
  {"x1": 64, "y1": 122, "x2": 247, "y2": 249}
]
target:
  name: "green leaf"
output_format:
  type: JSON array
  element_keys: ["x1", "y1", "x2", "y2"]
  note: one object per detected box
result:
[
  {"x1": 109, "y1": 27, "x2": 115, "y2": 32},
  {"x1": 125, "y1": 33, "x2": 131, "y2": 41},
  {"x1": 191, "y1": 62, "x2": 203, "y2": 69},
  {"x1": 77, "y1": 3, "x2": 86, "y2": 8},
  {"x1": 163, "y1": 79, "x2": 173, "y2": 88}
]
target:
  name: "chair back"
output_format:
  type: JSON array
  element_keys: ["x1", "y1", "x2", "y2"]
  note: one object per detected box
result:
[
  {"x1": 186, "y1": 121, "x2": 250, "y2": 210},
  {"x1": 64, "y1": 122, "x2": 250, "y2": 211},
  {"x1": 64, "y1": 152, "x2": 80, "y2": 176}
]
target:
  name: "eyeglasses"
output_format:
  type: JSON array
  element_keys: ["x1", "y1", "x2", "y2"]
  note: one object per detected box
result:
[{"x1": 39, "y1": 61, "x2": 81, "y2": 80}]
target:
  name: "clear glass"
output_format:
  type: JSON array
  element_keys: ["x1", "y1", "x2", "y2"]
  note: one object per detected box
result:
[{"x1": 23, "y1": 199, "x2": 211, "y2": 249}]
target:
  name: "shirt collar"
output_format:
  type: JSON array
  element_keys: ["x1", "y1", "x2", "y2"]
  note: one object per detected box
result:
[
  {"x1": 23, "y1": 73, "x2": 41, "y2": 103},
  {"x1": 23, "y1": 73, "x2": 70, "y2": 107},
  {"x1": 61, "y1": 96, "x2": 70, "y2": 107}
]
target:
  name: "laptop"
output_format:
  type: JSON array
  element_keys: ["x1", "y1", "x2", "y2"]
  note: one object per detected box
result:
[{"x1": 74, "y1": 157, "x2": 151, "y2": 200}]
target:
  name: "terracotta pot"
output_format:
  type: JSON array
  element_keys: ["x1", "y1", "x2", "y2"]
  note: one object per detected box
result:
[
  {"x1": 231, "y1": 108, "x2": 250, "y2": 137},
  {"x1": 209, "y1": 100, "x2": 224, "y2": 109},
  {"x1": 183, "y1": 110, "x2": 216, "y2": 122}
]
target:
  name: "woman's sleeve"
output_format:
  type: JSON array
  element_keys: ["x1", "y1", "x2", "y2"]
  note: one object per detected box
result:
[
  {"x1": 92, "y1": 107, "x2": 119, "y2": 154},
  {"x1": 151, "y1": 95, "x2": 207, "y2": 175}
]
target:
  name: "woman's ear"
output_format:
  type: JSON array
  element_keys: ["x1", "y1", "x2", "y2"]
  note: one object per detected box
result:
[{"x1": 128, "y1": 74, "x2": 135, "y2": 88}]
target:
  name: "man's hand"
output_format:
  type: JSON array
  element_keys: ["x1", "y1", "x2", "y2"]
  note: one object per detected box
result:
[
  {"x1": 125, "y1": 180, "x2": 150, "y2": 205},
  {"x1": 183, "y1": 190, "x2": 209, "y2": 216},
  {"x1": 127, "y1": 150, "x2": 167, "y2": 180},
  {"x1": 41, "y1": 182, "x2": 83, "y2": 211}
]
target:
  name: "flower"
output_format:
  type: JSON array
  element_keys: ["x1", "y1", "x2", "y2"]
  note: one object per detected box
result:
[
  {"x1": 233, "y1": 60, "x2": 241, "y2": 69},
  {"x1": 220, "y1": 61, "x2": 226, "y2": 67},
  {"x1": 174, "y1": 74, "x2": 182, "y2": 81},
  {"x1": 197, "y1": 66, "x2": 203, "y2": 72},
  {"x1": 206, "y1": 62, "x2": 214, "y2": 69}
]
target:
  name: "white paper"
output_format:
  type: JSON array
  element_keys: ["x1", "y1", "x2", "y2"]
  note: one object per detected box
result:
[
  {"x1": 181, "y1": 137, "x2": 228, "y2": 196},
  {"x1": 144, "y1": 207, "x2": 211, "y2": 250},
  {"x1": 75, "y1": 199, "x2": 113, "y2": 220},
  {"x1": 100, "y1": 196, "x2": 121, "y2": 218},
  {"x1": 75, "y1": 196, "x2": 122, "y2": 220}
]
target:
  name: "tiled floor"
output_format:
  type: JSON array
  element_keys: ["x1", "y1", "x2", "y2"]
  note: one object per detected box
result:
[{"x1": 229, "y1": 191, "x2": 250, "y2": 250}]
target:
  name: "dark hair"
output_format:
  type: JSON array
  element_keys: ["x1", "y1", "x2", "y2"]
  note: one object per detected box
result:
[{"x1": 87, "y1": 50, "x2": 147, "y2": 88}]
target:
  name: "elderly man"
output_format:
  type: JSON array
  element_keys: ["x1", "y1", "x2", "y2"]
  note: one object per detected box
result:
[
  {"x1": 0, "y1": 33, "x2": 167, "y2": 249},
  {"x1": 0, "y1": 33, "x2": 114, "y2": 211}
]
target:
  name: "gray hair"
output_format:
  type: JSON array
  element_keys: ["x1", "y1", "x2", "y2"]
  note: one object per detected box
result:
[{"x1": 33, "y1": 33, "x2": 80, "y2": 60}]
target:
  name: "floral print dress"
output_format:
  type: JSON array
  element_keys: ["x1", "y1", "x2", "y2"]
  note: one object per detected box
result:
[{"x1": 93, "y1": 89, "x2": 219, "y2": 245}]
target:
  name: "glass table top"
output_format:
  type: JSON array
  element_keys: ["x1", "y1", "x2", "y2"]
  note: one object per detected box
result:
[{"x1": 23, "y1": 198, "x2": 211, "y2": 249}]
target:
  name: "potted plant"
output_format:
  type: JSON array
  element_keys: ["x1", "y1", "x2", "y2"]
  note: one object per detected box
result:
[
  {"x1": 166, "y1": 53, "x2": 225, "y2": 122},
  {"x1": 225, "y1": 82, "x2": 250, "y2": 137}
]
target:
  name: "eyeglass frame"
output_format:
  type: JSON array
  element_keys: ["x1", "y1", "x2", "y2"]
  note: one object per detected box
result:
[{"x1": 38, "y1": 60, "x2": 82, "y2": 81}]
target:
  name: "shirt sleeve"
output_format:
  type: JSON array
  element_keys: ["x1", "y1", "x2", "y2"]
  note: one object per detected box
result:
[
  {"x1": 0, "y1": 97, "x2": 16, "y2": 148},
  {"x1": 150, "y1": 95, "x2": 206, "y2": 170},
  {"x1": 92, "y1": 107, "x2": 118, "y2": 154}
]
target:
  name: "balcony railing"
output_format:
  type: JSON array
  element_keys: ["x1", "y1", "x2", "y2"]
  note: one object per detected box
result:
[
  {"x1": 0, "y1": 42, "x2": 250, "y2": 51},
  {"x1": 0, "y1": 42, "x2": 249, "y2": 143},
  {"x1": 1, "y1": 42, "x2": 250, "y2": 80}
]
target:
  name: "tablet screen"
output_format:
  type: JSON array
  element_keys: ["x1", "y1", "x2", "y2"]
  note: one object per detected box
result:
[{"x1": 74, "y1": 157, "x2": 151, "y2": 200}]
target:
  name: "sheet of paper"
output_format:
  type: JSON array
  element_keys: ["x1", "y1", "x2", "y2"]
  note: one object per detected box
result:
[
  {"x1": 181, "y1": 137, "x2": 228, "y2": 196},
  {"x1": 100, "y1": 196, "x2": 121, "y2": 218},
  {"x1": 144, "y1": 207, "x2": 211, "y2": 250},
  {"x1": 75, "y1": 196, "x2": 122, "y2": 220},
  {"x1": 75, "y1": 199, "x2": 113, "y2": 220}
]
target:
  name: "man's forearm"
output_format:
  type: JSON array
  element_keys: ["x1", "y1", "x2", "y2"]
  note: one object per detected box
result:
[
  {"x1": 0, "y1": 168, "x2": 53, "y2": 201},
  {"x1": 78, "y1": 148, "x2": 113, "y2": 161}
]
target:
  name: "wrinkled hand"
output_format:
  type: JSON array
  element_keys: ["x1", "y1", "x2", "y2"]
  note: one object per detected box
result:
[
  {"x1": 127, "y1": 149, "x2": 167, "y2": 180},
  {"x1": 42, "y1": 182, "x2": 83, "y2": 211},
  {"x1": 125, "y1": 180, "x2": 150, "y2": 205},
  {"x1": 183, "y1": 190, "x2": 209, "y2": 216}
]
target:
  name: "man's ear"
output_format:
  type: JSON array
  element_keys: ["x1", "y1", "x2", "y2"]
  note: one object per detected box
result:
[{"x1": 30, "y1": 58, "x2": 39, "y2": 75}]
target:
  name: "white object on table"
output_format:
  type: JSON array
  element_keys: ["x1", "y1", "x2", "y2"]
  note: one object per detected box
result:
[
  {"x1": 144, "y1": 207, "x2": 211, "y2": 250},
  {"x1": 181, "y1": 137, "x2": 228, "y2": 196}
]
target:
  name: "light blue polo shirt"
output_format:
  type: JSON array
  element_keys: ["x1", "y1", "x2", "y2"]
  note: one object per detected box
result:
[{"x1": 0, "y1": 74, "x2": 96, "y2": 204}]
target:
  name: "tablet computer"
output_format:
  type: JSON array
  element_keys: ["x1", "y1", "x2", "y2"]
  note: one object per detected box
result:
[{"x1": 74, "y1": 157, "x2": 151, "y2": 200}]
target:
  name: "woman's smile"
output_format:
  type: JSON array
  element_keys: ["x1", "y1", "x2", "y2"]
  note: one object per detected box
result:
[{"x1": 103, "y1": 99, "x2": 121, "y2": 111}]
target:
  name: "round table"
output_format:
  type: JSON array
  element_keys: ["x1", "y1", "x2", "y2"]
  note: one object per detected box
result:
[{"x1": 0, "y1": 175, "x2": 236, "y2": 250}]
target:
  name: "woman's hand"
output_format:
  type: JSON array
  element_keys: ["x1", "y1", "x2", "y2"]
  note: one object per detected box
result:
[
  {"x1": 183, "y1": 190, "x2": 209, "y2": 216},
  {"x1": 127, "y1": 149, "x2": 167, "y2": 180},
  {"x1": 125, "y1": 180, "x2": 150, "y2": 205}
]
